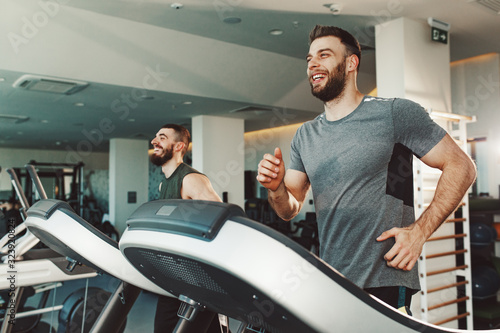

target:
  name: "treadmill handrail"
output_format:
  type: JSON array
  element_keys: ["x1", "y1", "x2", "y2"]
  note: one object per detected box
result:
[
  {"x1": 0, "y1": 168, "x2": 40, "y2": 254},
  {"x1": 27, "y1": 199, "x2": 119, "y2": 250},
  {"x1": 6, "y1": 168, "x2": 30, "y2": 216},
  {"x1": 25, "y1": 164, "x2": 48, "y2": 200}
]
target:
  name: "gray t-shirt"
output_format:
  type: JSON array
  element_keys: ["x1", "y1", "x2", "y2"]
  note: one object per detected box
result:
[{"x1": 289, "y1": 96, "x2": 447, "y2": 290}]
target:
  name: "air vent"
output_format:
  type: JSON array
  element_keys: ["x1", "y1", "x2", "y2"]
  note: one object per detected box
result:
[
  {"x1": 12, "y1": 74, "x2": 89, "y2": 94},
  {"x1": 131, "y1": 133, "x2": 150, "y2": 140},
  {"x1": 230, "y1": 106, "x2": 275, "y2": 114},
  {"x1": 0, "y1": 114, "x2": 29, "y2": 124},
  {"x1": 469, "y1": 0, "x2": 500, "y2": 14}
]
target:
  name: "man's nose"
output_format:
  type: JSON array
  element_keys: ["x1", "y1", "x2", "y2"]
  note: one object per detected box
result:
[{"x1": 308, "y1": 58, "x2": 319, "y2": 70}]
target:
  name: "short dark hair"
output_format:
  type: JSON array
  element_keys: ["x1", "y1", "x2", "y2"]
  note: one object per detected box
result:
[
  {"x1": 309, "y1": 25, "x2": 362, "y2": 71},
  {"x1": 161, "y1": 123, "x2": 191, "y2": 155}
]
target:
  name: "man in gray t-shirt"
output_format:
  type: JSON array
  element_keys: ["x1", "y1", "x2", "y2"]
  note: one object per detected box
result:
[
  {"x1": 289, "y1": 96, "x2": 445, "y2": 292},
  {"x1": 257, "y1": 25, "x2": 476, "y2": 310}
]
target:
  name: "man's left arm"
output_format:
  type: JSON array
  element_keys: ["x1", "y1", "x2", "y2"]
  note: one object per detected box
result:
[{"x1": 377, "y1": 133, "x2": 477, "y2": 271}]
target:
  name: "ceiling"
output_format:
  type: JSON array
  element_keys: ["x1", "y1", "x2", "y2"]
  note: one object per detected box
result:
[{"x1": 0, "y1": 0, "x2": 499, "y2": 152}]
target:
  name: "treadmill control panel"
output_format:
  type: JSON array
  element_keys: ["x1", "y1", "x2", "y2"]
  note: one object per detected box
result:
[{"x1": 126, "y1": 199, "x2": 245, "y2": 241}]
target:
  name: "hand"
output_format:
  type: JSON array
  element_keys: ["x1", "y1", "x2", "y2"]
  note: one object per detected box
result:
[
  {"x1": 376, "y1": 225, "x2": 426, "y2": 271},
  {"x1": 256, "y1": 147, "x2": 286, "y2": 191}
]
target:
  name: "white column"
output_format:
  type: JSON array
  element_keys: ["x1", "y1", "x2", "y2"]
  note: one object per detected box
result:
[
  {"x1": 376, "y1": 17, "x2": 451, "y2": 112},
  {"x1": 109, "y1": 138, "x2": 148, "y2": 234},
  {"x1": 192, "y1": 115, "x2": 245, "y2": 209}
]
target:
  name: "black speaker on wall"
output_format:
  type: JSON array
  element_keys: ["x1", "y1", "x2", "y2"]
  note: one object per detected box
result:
[{"x1": 244, "y1": 170, "x2": 257, "y2": 200}]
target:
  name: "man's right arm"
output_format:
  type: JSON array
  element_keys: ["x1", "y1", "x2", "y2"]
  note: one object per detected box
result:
[{"x1": 257, "y1": 147, "x2": 310, "y2": 221}]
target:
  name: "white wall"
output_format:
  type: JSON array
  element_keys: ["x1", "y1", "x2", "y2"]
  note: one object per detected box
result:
[
  {"x1": 109, "y1": 138, "x2": 148, "y2": 234},
  {"x1": 451, "y1": 53, "x2": 500, "y2": 198}
]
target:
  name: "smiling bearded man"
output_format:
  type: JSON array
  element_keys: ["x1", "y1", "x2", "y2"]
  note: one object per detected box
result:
[{"x1": 149, "y1": 123, "x2": 222, "y2": 333}]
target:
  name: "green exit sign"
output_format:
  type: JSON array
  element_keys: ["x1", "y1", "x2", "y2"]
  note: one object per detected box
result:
[{"x1": 431, "y1": 27, "x2": 448, "y2": 44}]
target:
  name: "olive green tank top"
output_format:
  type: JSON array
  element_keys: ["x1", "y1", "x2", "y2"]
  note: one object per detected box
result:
[{"x1": 159, "y1": 163, "x2": 202, "y2": 199}]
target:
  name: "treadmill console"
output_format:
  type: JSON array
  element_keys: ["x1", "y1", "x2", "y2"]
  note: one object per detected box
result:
[{"x1": 126, "y1": 199, "x2": 246, "y2": 241}]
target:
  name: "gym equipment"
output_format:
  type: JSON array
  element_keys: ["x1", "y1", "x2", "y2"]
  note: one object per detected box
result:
[
  {"x1": 244, "y1": 198, "x2": 265, "y2": 222},
  {"x1": 494, "y1": 223, "x2": 500, "y2": 241},
  {"x1": 290, "y1": 212, "x2": 319, "y2": 255},
  {"x1": 471, "y1": 266, "x2": 500, "y2": 299},
  {"x1": 0, "y1": 167, "x2": 97, "y2": 333},
  {"x1": 470, "y1": 223, "x2": 496, "y2": 248},
  {"x1": 0, "y1": 169, "x2": 37, "y2": 258},
  {"x1": 24, "y1": 198, "x2": 172, "y2": 297},
  {"x1": 0, "y1": 167, "x2": 97, "y2": 289},
  {"x1": 24, "y1": 197, "x2": 226, "y2": 333},
  {"x1": 22, "y1": 163, "x2": 170, "y2": 296},
  {"x1": 12, "y1": 161, "x2": 84, "y2": 216},
  {"x1": 21, "y1": 164, "x2": 177, "y2": 333},
  {"x1": 120, "y1": 199, "x2": 496, "y2": 333},
  {"x1": 57, "y1": 287, "x2": 115, "y2": 333}
]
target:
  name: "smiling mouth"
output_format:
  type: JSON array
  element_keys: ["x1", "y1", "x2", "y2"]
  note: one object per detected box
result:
[{"x1": 311, "y1": 73, "x2": 326, "y2": 84}]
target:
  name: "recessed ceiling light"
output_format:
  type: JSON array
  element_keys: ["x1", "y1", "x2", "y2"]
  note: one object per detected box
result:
[
  {"x1": 223, "y1": 17, "x2": 242, "y2": 24},
  {"x1": 74, "y1": 102, "x2": 85, "y2": 107},
  {"x1": 41, "y1": 120, "x2": 49, "y2": 123},
  {"x1": 323, "y1": 3, "x2": 342, "y2": 15},
  {"x1": 0, "y1": 78, "x2": 5, "y2": 82},
  {"x1": 128, "y1": 118, "x2": 136, "y2": 122},
  {"x1": 269, "y1": 29, "x2": 284, "y2": 36},
  {"x1": 183, "y1": 101, "x2": 192, "y2": 105}
]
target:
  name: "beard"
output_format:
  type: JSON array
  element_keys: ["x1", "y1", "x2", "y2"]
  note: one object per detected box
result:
[
  {"x1": 310, "y1": 59, "x2": 347, "y2": 103},
  {"x1": 150, "y1": 144, "x2": 174, "y2": 166}
]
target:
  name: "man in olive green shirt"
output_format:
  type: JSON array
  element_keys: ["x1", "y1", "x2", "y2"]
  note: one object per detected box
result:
[{"x1": 150, "y1": 123, "x2": 221, "y2": 332}]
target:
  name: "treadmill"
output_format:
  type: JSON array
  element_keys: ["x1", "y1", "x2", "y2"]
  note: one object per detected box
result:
[{"x1": 119, "y1": 199, "x2": 481, "y2": 333}]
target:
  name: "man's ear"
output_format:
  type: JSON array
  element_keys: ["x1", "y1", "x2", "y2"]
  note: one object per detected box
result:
[
  {"x1": 175, "y1": 142, "x2": 185, "y2": 152},
  {"x1": 347, "y1": 54, "x2": 359, "y2": 72}
]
